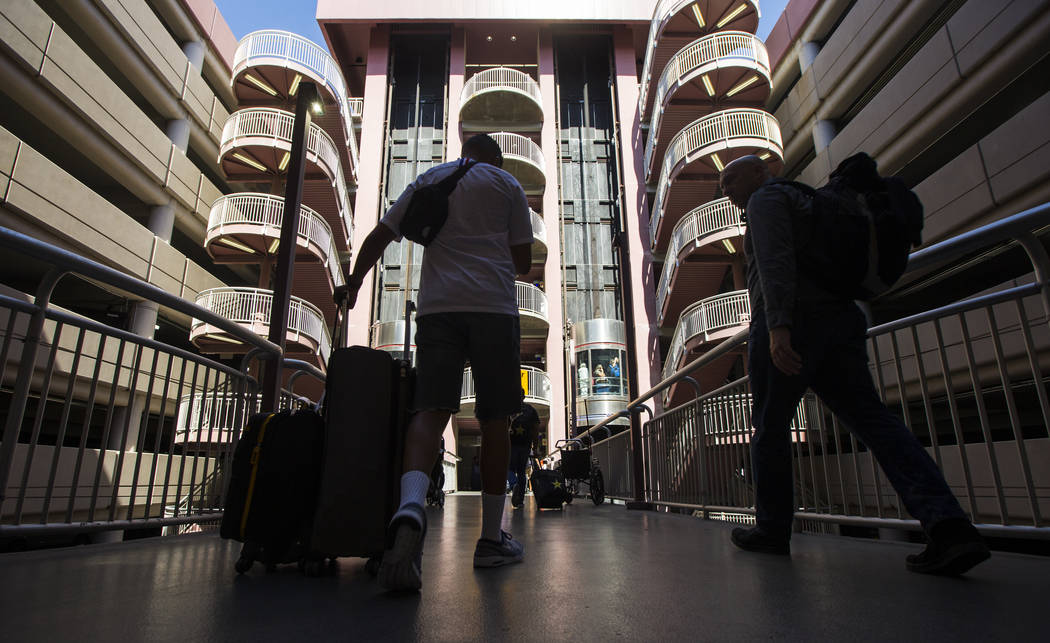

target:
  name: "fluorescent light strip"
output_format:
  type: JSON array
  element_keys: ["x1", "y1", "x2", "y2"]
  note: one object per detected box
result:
[
  {"x1": 726, "y1": 75, "x2": 759, "y2": 97},
  {"x1": 289, "y1": 73, "x2": 302, "y2": 96},
  {"x1": 716, "y1": 3, "x2": 749, "y2": 28},
  {"x1": 219, "y1": 237, "x2": 256, "y2": 253},
  {"x1": 758, "y1": 152, "x2": 771, "y2": 160},
  {"x1": 268, "y1": 238, "x2": 280, "y2": 253},
  {"x1": 207, "y1": 333, "x2": 245, "y2": 344},
  {"x1": 701, "y1": 75, "x2": 716, "y2": 97},
  {"x1": 244, "y1": 74, "x2": 277, "y2": 96},
  {"x1": 691, "y1": 3, "x2": 706, "y2": 28},
  {"x1": 278, "y1": 151, "x2": 290, "y2": 171},
  {"x1": 722, "y1": 239, "x2": 736, "y2": 254},
  {"x1": 232, "y1": 152, "x2": 268, "y2": 172},
  {"x1": 711, "y1": 153, "x2": 724, "y2": 171}
]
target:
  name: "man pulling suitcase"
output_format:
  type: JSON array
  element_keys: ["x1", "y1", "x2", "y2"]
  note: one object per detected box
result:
[{"x1": 336, "y1": 134, "x2": 534, "y2": 591}]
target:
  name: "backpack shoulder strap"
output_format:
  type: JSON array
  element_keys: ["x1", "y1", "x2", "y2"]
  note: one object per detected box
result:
[
  {"x1": 768, "y1": 178, "x2": 816, "y2": 197},
  {"x1": 436, "y1": 159, "x2": 477, "y2": 193}
]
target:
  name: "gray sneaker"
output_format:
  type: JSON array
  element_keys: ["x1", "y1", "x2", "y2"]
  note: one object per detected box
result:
[
  {"x1": 379, "y1": 503, "x2": 426, "y2": 592},
  {"x1": 473, "y1": 530, "x2": 524, "y2": 568}
]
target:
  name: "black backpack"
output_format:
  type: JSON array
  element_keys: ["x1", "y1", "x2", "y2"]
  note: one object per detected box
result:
[
  {"x1": 786, "y1": 153, "x2": 924, "y2": 301},
  {"x1": 399, "y1": 159, "x2": 476, "y2": 246}
]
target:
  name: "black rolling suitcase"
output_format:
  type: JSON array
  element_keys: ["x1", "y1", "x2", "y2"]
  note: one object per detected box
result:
[
  {"x1": 220, "y1": 409, "x2": 324, "y2": 573},
  {"x1": 530, "y1": 458, "x2": 568, "y2": 510},
  {"x1": 309, "y1": 301, "x2": 415, "y2": 571}
]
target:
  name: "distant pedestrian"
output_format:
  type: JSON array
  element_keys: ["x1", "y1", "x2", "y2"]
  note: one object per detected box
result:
[{"x1": 720, "y1": 155, "x2": 989, "y2": 575}]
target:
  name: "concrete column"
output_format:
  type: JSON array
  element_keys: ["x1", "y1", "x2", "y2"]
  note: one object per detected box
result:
[
  {"x1": 813, "y1": 119, "x2": 838, "y2": 153},
  {"x1": 799, "y1": 41, "x2": 821, "y2": 73},
  {"x1": 165, "y1": 120, "x2": 190, "y2": 153},
  {"x1": 538, "y1": 29, "x2": 567, "y2": 453},
  {"x1": 347, "y1": 25, "x2": 392, "y2": 348},
  {"x1": 148, "y1": 204, "x2": 175, "y2": 243},
  {"x1": 446, "y1": 28, "x2": 466, "y2": 160},
  {"x1": 183, "y1": 40, "x2": 205, "y2": 71}
]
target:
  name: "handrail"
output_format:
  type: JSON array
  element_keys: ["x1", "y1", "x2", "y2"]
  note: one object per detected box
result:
[
  {"x1": 461, "y1": 67, "x2": 543, "y2": 108},
  {"x1": 650, "y1": 108, "x2": 781, "y2": 243},
  {"x1": 516, "y1": 281, "x2": 549, "y2": 320},
  {"x1": 646, "y1": 32, "x2": 770, "y2": 174},
  {"x1": 462, "y1": 365, "x2": 552, "y2": 404},
  {"x1": 530, "y1": 209, "x2": 547, "y2": 245},
  {"x1": 192, "y1": 287, "x2": 331, "y2": 363},
  {"x1": 662, "y1": 290, "x2": 750, "y2": 381},
  {"x1": 208, "y1": 193, "x2": 343, "y2": 287},
  {"x1": 582, "y1": 199, "x2": 1050, "y2": 443},
  {"x1": 232, "y1": 30, "x2": 359, "y2": 175},
  {"x1": 638, "y1": 0, "x2": 761, "y2": 117},
  {"x1": 220, "y1": 108, "x2": 355, "y2": 235},
  {"x1": 656, "y1": 198, "x2": 744, "y2": 317},
  {"x1": 0, "y1": 228, "x2": 280, "y2": 357},
  {"x1": 490, "y1": 132, "x2": 545, "y2": 171}
]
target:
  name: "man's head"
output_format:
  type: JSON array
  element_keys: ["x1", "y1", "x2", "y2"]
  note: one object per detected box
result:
[
  {"x1": 719, "y1": 155, "x2": 771, "y2": 210},
  {"x1": 462, "y1": 134, "x2": 503, "y2": 168}
]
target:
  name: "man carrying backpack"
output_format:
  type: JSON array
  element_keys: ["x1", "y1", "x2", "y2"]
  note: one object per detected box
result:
[
  {"x1": 337, "y1": 134, "x2": 533, "y2": 591},
  {"x1": 719, "y1": 155, "x2": 989, "y2": 575}
]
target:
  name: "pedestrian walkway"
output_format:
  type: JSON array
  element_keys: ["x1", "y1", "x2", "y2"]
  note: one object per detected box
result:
[{"x1": 1, "y1": 494, "x2": 1046, "y2": 642}]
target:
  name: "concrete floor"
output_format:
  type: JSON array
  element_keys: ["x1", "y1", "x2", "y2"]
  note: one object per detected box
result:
[{"x1": 1, "y1": 494, "x2": 1047, "y2": 642}]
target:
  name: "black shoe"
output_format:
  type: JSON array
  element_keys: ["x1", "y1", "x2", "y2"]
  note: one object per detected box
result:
[
  {"x1": 731, "y1": 526, "x2": 790, "y2": 555},
  {"x1": 907, "y1": 519, "x2": 989, "y2": 576}
]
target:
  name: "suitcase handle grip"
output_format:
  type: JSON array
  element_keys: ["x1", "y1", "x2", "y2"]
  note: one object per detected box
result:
[{"x1": 403, "y1": 300, "x2": 415, "y2": 356}]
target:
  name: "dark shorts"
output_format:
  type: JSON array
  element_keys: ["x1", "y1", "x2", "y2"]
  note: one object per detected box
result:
[{"x1": 413, "y1": 312, "x2": 521, "y2": 421}]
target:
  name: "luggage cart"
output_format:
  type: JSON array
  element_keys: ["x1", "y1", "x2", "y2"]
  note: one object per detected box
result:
[{"x1": 555, "y1": 439, "x2": 605, "y2": 505}]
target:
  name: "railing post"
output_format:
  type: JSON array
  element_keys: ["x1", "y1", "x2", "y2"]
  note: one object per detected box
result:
[
  {"x1": 0, "y1": 268, "x2": 65, "y2": 506},
  {"x1": 1017, "y1": 232, "x2": 1050, "y2": 317}
]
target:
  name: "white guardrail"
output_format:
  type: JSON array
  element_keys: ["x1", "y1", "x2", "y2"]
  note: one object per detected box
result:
[
  {"x1": 662, "y1": 290, "x2": 750, "y2": 381},
  {"x1": 208, "y1": 193, "x2": 343, "y2": 288},
  {"x1": 461, "y1": 67, "x2": 543, "y2": 107},
  {"x1": 650, "y1": 108, "x2": 781, "y2": 245},
  {"x1": 516, "y1": 281, "x2": 549, "y2": 321},
  {"x1": 462, "y1": 365, "x2": 552, "y2": 404},
  {"x1": 656, "y1": 198, "x2": 744, "y2": 318},
  {"x1": 490, "y1": 132, "x2": 545, "y2": 171}
]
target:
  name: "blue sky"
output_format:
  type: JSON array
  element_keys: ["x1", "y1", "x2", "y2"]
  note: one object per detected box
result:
[{"x1": 215, "y1": 1, "x2": 791, "y2": 51}]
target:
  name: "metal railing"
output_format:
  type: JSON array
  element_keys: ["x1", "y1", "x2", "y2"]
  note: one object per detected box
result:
[
  {"x1": 645, "y1": 31, "x2": 770, "y2": 175},
  {"x1": 219, "y1": 108, "x2": 355, "y2": 235},
  {"x1": 0, "y1": 226, "x2": 283, "y2": 537},
  {"x1": 638, "y1": 0, "x2": 761, "y2": 117},
  {"x1": 650, "y1": 109, "x2": 781, "y2": 245},
  {"x1": 461, "y1": 67, "x2": 543, "y2": 109},
  {"x1": 348, "y1": 97, "x2": 364, "y2": 119},
  {"x1": 207, "y1": 193, "x2": 343, "y2": 287},
  {"x1": 516, "y1": 281, "x2": 549, "y2": 322},
  {"x1": 662, "y1": 290, "x2": 750, "y2": 382},
  {"x1": 530, "y1": 209, "x2": 547, "y2": 248},
  {"x1": 490, "y1": 132, "x2": 545, "y2": 172},
  {"x1": 232, "y1": 30, "x2": 359, "y2": 175},
  {"x1": 656, "y1": 198, "x2": 744, "y2": 318},
  {"x1": 192, "y1": 288, "x2": 332, "y2": 364},
  {"x1": 461, "y1": 365, "x2": 552, "y2": 406},
  {"x1": 585, "y1": 201, "x2": 1050, "y2": 537}
]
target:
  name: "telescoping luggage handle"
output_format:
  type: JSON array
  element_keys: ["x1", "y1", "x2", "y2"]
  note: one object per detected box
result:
[{"x1": 331, "y1": 298, "x2": 415, "y2": 355}]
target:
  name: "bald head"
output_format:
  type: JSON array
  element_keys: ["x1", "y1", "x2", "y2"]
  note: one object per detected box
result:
[{"x1": 720, "y1": 155, "x2": 772, "y2": 210}]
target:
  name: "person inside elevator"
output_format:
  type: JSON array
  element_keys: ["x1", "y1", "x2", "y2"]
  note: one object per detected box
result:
[
  {"x1": 718, "y1": 154, "x2": 989, "y2": 575},
  {"x1": 336, "y1": 133, "x2": 534, "y2": 591}
]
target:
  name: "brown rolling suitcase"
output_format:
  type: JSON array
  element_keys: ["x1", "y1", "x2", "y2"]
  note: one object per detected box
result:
[{"x1": 308, "y1": 302, "x2": 415, "y2": 572}]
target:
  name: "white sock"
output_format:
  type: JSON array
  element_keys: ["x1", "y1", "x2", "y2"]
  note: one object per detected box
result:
[
  {"x1": 398, "y1": 470, "x2": 430, "y2": 512},
  {"x1": 481, "y1": 493, "x2": 506, "y2": 542}
]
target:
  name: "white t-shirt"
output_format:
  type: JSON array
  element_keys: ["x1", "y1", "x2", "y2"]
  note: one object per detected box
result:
[{"x1": 380, "y1": 159, "x2": 533, "y2": 316}]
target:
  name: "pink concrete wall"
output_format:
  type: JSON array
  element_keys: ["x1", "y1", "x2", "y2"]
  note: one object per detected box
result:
[
  {"x1": 347, "y1": 25, "x2": 393, "y2": 348},
  {"x1": 446, "y1": 28, "x2": 466, "y2": 160},
  {"x1": 317, "y1": 0, "x2": 657, "y2": 22},
  {"x1": 765, "y1": 0, "x2": 820, "y2": 70},
  {"x1": 182, "y1": 0, "x2": 237, "y2": 72},
  {"x1": 612, "y1": 26, "x2": 661, "y2": 409},
  {"x1": 538, "y1": 28, "x2": 567, "y2": 452}
]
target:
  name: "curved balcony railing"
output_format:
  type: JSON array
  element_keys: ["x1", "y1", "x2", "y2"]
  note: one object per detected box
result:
[
  {"x1": 191, "y1": 287, "x2": 331, "y2": 363},
  {"x1": 656, "y1": 198, "x2": 744, "y2": 320},
  {"x1": 639, "y1": 0, "x2": 761, "y2": 117},
  {"x1": 645, "y1": 32, "x2": 771, "y2": 174},
  {"x1": 175, "y1": 393, "x2": 250, "y2": 444},
  {"x1": 207, "y1": 193, "x2": 343, "y2": 287},
  {"x1": 650, "y1": 108, "x2": 781, "y2": 246},
  {"x1": 662, "y1": 290, "x2": 750, "y2": 380},
  {"x1": 516, "y1": 281, "x2": 549, "y2": 322},
  {"x1": 220, "y1": 108, "x2": 354, "y2": 235},
  {"x1": 490, "y1": 132, "x2": 545, "y2": 188},
  {"x1": 460, "y1": 67, "x2": 543, "y2": 121},
  {"x1": 232, "y1": 30, "x2": 359, "y2": 173},
  {"x1": 461, "y1": 365, "x2": 552, "y2": 407},
  {"x1": 530, "y1": 209, "x2": 547, "y2": 252},
  {"x1": 369, "y1": 319, "x2": 416, "y2": 354},
  {"x1": 348, "y1": 97, "x2": 364, "y2": 119}
]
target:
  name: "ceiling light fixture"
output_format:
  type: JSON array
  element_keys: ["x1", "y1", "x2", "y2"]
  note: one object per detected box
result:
[
  {"x1": 726, "y1": 75, "x2": 759, "y2": 97},
  {"x1": 244, "y1": 74, "x2": 277, "y2": 96},
  {"x1": 268, "y1": 238, "x2": 280, "y2": 254},
  {"x1": 219, "y1": 237, "x2": 256, "y2": 253},
  {"x1": 691, "y1": 4, "x2": 706, "y2": 28},
  {"x1": 289, "y1": 73, "x2": 302, "y2": 96},
  {"x1": 486, "y1": 35, "x2": 493, "y2": 42},
  {"x1": 722, "y1": 239, "x2": 736, "y2": 254},
  {"x1": 711, "y1": 153, "x2": 724, "y2": 171},
  {"x1": 278, "y1": 151, "x2": 290, "y2": 171},
  {"x1": 758, "y1": 152, "x2": 771, "y2": 160},
  {"x1": 232, "y1": 152, "x2": 268, "y2": 172},
  {"x1": 701, "y1": 75, "x2": 716, "y2": 96},
  {"x1": 716, "y1": 3, "x2": 749, "y2": 28}
]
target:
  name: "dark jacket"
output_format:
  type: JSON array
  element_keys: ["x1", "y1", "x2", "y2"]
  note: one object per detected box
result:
[
  {"x1": 743, "y1": 178, "x2": 839, "y2": 329},
  {"x1": 510, "y1": 403, "x2": 540, "y2": 448}
]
